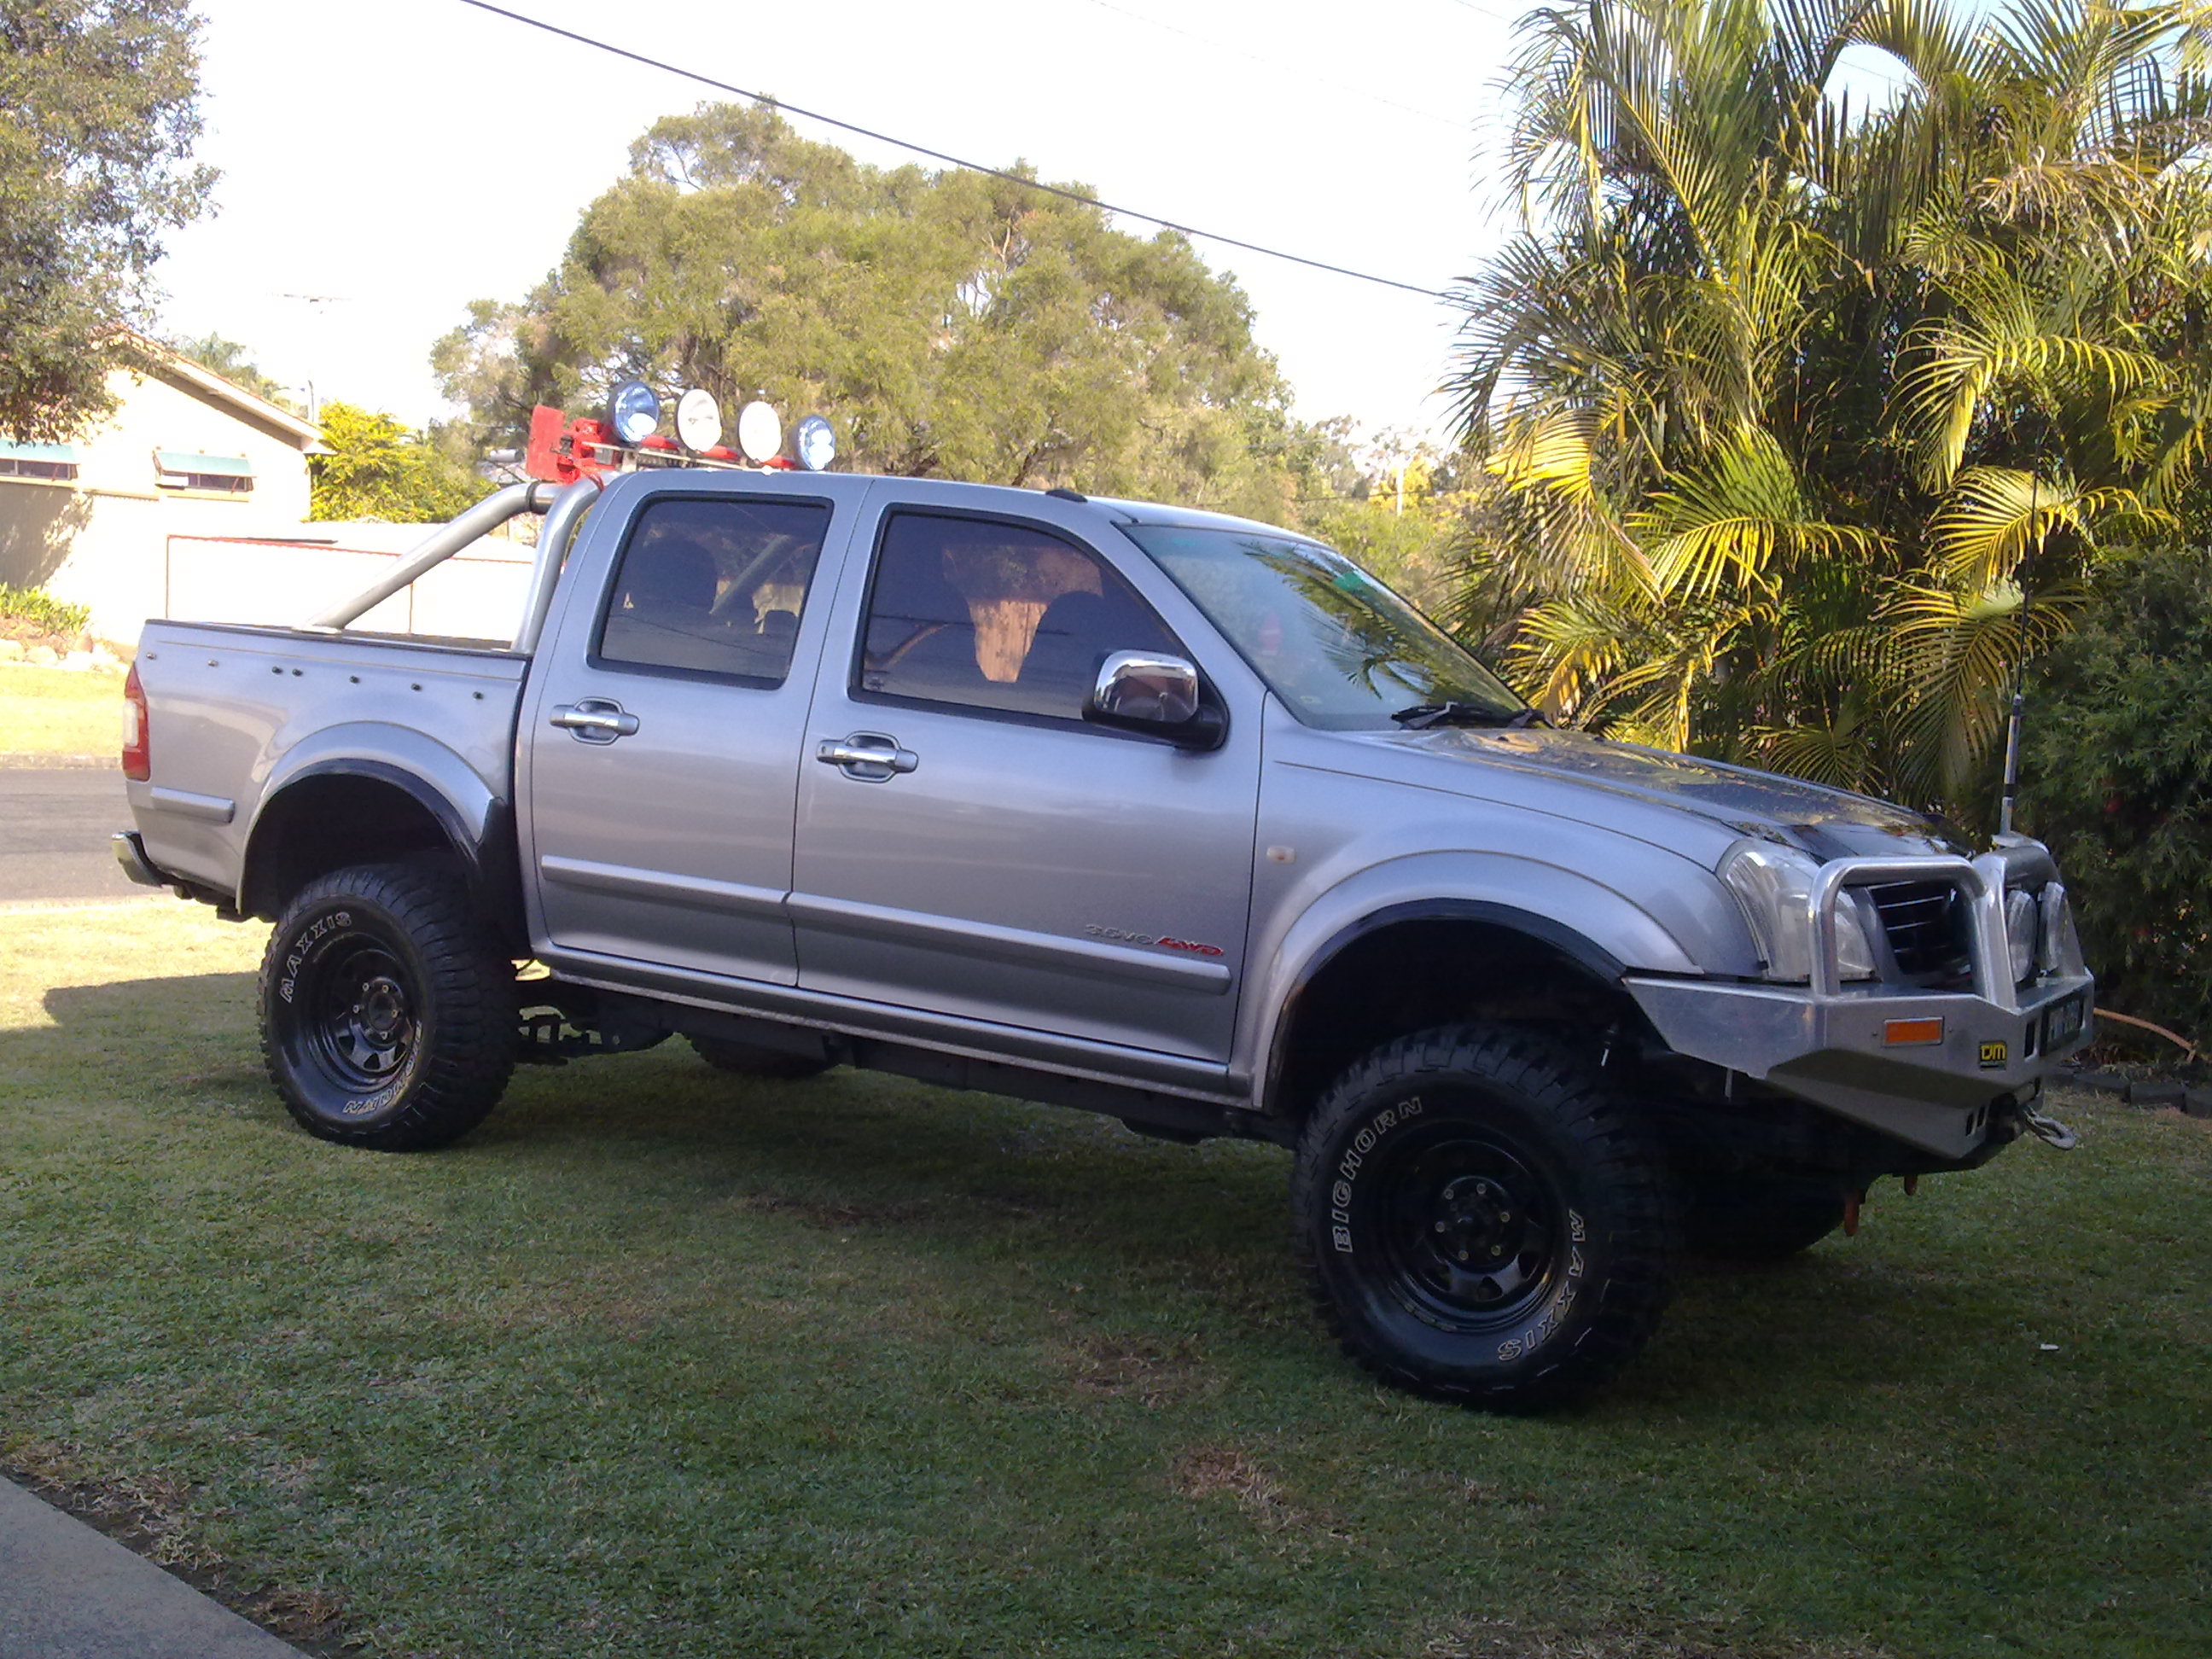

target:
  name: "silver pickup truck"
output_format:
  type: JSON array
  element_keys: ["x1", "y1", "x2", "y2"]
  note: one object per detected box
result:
[{"x1": 115, "y1": 465, "x2": 2093, "y2": 1408}]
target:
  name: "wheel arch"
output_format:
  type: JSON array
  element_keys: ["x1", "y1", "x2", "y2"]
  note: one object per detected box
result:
[
  {"x1": 1251, "y1": 855, "x2": 1704, "y2": 1126},
  {"x1": 242, "y1": 748, "x2": 521, "y2": 946}
]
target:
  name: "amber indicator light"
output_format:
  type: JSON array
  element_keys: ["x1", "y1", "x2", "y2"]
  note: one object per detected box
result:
[{"x1": 1883, "y1": 1017, "x2": 1945, "y2": 1046}]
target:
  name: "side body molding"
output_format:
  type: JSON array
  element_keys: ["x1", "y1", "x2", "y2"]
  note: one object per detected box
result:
[{"x1": 1239, "y1": 851, "x2": 1711, "y2": 1113}]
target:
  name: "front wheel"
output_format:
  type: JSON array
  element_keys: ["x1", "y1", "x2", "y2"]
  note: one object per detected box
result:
[
  {"x1": 1291, "y1": 1024, "x2": 1678, "y2": 1410},
  {"x1": 259, "y1": 862, "x2": 517, "y2": 1150}
]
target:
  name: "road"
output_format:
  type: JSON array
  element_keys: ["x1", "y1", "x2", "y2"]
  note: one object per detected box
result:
[{"x1": 0, "y1": 765, "x2": 140, "y2": 905}]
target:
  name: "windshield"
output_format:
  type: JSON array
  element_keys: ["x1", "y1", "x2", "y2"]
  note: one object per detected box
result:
[{"x1": 1122, "y1": 524, "x2": 1525, "y2": 731}]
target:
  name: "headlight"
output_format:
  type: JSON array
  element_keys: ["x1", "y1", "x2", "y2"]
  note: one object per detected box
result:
[
  {"x1": 2002, "y1": 889, "x2": 2040, "y2": 983},
  {"x1": 2037, "y1": 882, "x2": 2085, "y2": 977},
  {"x1": 1717, "y1": 840, "x2": 1878, "y2": 984}
]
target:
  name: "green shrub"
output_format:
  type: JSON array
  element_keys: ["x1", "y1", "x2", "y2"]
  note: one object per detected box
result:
[
  {"x1": 2018, "y1": 546, "x2": 2212, "y2": 1044},
  {"x1": 0, "y1": 583, "x2": 90, "y2": 637}
]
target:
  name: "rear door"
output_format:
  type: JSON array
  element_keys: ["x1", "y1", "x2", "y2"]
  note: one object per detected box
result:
[
  {"x1": 521, "y1": 471, "x2": 872, "y2": 985},
  {"x1": 789, "y1": 491, "x2": 1264, "y2": 1061}
]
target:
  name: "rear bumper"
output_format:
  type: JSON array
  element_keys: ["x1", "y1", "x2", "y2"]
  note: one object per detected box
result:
[
  {"x1": 112, "y1": 830, "x2": 172, "y2": 889},
  {"x1": 1625, "y1": 970, "x2": 2093, "y2": 1158}
]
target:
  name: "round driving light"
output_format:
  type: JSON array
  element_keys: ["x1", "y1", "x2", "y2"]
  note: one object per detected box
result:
[
  {"x1": 2005, "y1": 888, "x2": 2039, "y2": 984},
  {"x1": 735, "y1": 399, "x2": 783, "y2": 464},
  {"x1": 608, "y1": 380, "x2": 661, "y2": 445},
  {"x1": 2038, "y1": 882, "x2": 2082, "y2": 975},
  {"x1": 793, "y1": 413, "x2": 836, "y2": 471},
  {"x1": 674, "y1": 388, "x2": 723, "y2": 452}
]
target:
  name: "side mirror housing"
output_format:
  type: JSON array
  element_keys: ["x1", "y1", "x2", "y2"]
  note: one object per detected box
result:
[{"x1": 1082, "y1": 650, "x2": 1226, "y2": 750}]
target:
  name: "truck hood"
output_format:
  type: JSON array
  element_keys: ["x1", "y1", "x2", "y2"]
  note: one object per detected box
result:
[{"x1": 1333, "y1": 725, "x2": 1963, "y2": 864}]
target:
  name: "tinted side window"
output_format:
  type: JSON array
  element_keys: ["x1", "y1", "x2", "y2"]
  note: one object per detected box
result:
[
  {"x1": 597, "y1": 496, "x2": 830, "y2": 684},
  {"x1": 859, "y1": 513, "x2": 1177, "y2": 721}
]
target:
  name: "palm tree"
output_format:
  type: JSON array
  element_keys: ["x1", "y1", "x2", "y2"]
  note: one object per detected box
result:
[{"x1": 1448, "y1": 0, "x2": 2212, "y2": 819}]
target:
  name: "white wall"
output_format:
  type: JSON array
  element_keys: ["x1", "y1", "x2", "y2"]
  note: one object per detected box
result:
[
  {"x1": 165, "y1": 530, "x2": 535, "y2": 643},
  {"x1": 0, "y1": 360, "x2": 317, "y2": 639}
]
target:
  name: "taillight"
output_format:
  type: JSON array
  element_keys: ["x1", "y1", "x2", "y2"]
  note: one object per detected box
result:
[{"x1": 122, "y1": 662, "x2": 150, "y2": 780}]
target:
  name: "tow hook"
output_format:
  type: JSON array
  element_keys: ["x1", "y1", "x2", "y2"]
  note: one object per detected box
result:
[{"x1": 2022, "y1": 1102, "x2": 2078, "y2": 1150}]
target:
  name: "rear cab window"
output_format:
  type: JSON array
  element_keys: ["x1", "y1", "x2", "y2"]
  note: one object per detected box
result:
[{"x1": 596, "y1": 495, "x2": 832, "y2": 685}]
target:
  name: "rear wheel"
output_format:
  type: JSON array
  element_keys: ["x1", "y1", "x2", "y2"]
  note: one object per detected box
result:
[
  {"x1": 690, "y1": 1034, "x2": 833, "y2": 1080},
  {"x1": 1291, "y1": 1023, "x2": 1677, "y2": 1409},
  {"x1": 259, "y1": 862, "x2": 516, "y2": 1150}
]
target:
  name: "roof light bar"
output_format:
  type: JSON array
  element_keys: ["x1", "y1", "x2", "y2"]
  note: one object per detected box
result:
[{"x1": 524, "y1": 388, "x2": 835, "y2": 483}]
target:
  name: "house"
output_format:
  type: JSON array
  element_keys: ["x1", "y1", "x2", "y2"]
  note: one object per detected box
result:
[{"x1": 0, "y1": 334, "x2": 328, "y2": 642}]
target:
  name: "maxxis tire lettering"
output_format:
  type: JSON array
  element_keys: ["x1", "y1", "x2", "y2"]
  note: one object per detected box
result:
[{"x1": 276, "y1": 909, "x2": 352, "y2": 1004}]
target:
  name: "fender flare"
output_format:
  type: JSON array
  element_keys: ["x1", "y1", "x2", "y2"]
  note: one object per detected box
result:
[
  {"x1": 1298, "y1": 897, "x2": 1631, "y2": 987},
  {"x1": 241, "y1": 725, "x2": 513, "y2": 923},
  {"x1": 1243, "y1": 851, "x2": 1717, "y2": 1116}
]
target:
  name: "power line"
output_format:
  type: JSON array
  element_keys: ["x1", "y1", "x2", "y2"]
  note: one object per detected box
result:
[
  {"x1": 452, "y1": 0, "x2": 1452, "y2": 300},
  {"x1": 1441, "y1": 0, "x2": 1524, "y2": 24}
]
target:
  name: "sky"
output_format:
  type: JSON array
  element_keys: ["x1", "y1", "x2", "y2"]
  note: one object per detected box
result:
[{"x1": 154, "y1": 0, "x2": 1529, "y2": 450}]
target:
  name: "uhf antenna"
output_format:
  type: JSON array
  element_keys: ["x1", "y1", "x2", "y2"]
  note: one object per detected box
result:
[{"x1": 1996, "y1": 474, "x2": 2044, "y2": 835}]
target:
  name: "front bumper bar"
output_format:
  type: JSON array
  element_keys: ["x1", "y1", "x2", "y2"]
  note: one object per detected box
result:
[{"x1": 1627, "y1": 850, "x2": 2094, "y2": 1159}]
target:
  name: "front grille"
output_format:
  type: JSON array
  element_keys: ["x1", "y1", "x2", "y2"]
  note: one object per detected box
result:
[{"x1": 1866, "y1": 879, "x2": 1972, "y2": 980}]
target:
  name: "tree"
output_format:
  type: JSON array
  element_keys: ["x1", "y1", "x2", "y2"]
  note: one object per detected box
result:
[
  {"x1": 309, "y1": 402, "x2": 488, "y2": 523},
  {"x1": 1296, "y1": 430, "x2": 1481, "y2": 615},
  {"x1": 2018, "y1": 540, "x2": 2212, "y2": 1041},
  {"x1": 1447, "y1": 0, "x2": 2212, "y2": 822},
  {"x1": 170, "y1": 333, "x2": 298, "y2": 410},
  {"x1": 0, "y1": 2, "x2": 215, "y2": 441},
  {"x1": 434, "y1": 104, "x2": 1309, "y2": 521}
]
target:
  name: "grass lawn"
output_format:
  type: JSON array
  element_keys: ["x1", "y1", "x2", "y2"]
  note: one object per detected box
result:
[
  {"x1": 0, "y1": 661, "x2": 125, "y2": 756},
  {"x1": 1, "y1": 903, "x2": 2206, "y2": 1659}
]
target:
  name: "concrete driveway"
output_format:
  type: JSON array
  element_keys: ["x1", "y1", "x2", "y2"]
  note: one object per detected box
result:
[{"x1": 0, "y1": 763, "x2": 139, "y2": 905}]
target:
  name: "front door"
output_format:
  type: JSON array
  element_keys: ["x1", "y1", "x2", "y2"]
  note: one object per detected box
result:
[
  {"x1": 791, "y1": 502, "x2": 1260, "y2": 1060},
  {"x1": 524, "y1": 476, "x2": 866, "y2": 985}
]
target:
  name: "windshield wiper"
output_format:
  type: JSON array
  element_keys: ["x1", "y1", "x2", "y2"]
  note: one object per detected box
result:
[{"x1": 1390, "y1": 701, "x2": 1545, "y2": 731}]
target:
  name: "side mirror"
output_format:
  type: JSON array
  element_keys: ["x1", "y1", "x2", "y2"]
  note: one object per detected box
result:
[{"x1": 1083, "y1": 650, "x2": 1226, "y2": 749}]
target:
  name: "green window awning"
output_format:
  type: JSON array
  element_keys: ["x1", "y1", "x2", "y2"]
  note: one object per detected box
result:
[
  {"x1": 0, "y1": 440, "x2": 77, "y2": 461},
  {"x1": 155, "y1": 450, "x2": 253, "y2": 476}
]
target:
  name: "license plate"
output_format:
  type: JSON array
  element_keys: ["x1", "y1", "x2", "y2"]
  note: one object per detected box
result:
[{"x1": 2042, "y1": 992, "x2": 2087, "y2": 1051}]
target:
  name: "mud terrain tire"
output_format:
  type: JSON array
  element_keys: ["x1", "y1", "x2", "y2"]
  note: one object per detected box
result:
[
  {"x1": 1291, "y1": 1023, "x2": 1677, "y2": 1409},
  {"x1": 259, "y1": 862, "x2": 516, "y2": 1150}
]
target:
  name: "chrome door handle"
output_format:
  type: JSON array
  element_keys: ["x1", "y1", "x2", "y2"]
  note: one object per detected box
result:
[
  {"x1": 550, "y1": 699, "x2": 639, "y2": 742},
  {"x1": 816, "y1": 732, "x2": 918, "y2": 781}
]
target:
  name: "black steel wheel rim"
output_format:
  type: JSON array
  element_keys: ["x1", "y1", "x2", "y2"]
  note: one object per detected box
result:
[
  {"x1": 1370, "y1": 1117, "x2": 1567, "y2": 1331},
  {"x1": 301, "y1": 934, "x2": 419, "y2": 1091}
]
